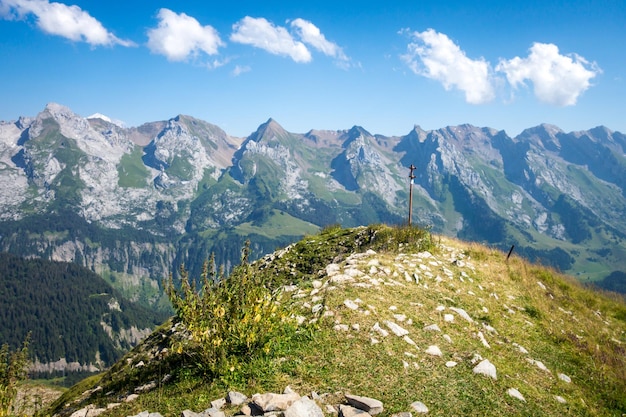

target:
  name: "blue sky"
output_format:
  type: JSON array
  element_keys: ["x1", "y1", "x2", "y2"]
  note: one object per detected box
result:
[{"x1": 0, "y1": 0, "x2": 624, "y2": 138}]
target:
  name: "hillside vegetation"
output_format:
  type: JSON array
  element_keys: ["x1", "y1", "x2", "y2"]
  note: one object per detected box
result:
[
  {"x1": 0, "y1": 253, "x2": 168, "y2": 373},
  {"x1": 48, "y1": 225, "x2": 626, "y2": 417}
]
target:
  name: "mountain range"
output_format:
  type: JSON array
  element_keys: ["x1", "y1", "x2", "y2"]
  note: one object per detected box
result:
[{"x1": 1, "y1": 102, "x2": 625, "y2": 309}]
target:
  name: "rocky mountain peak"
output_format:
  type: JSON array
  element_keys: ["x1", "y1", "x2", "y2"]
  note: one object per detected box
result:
[
  {"x1": 518, "y1": 124, "x2": 564, "y2": 152},
  {"x1": 248, "y1": 118, "x2": 289, "y2": 143}
]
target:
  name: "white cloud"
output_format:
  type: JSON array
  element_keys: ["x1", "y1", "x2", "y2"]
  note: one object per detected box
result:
[
  {"x1": 147, "y1": 8, "x2": 223, "y2": 62},
  {"x1": 0, "y1": 0, "x2": 133, "y2": 46},
  {"x1": 232, "y1": 64, "x2": 251, "y2": 76},
  {"x1": 401, "y1": 28, "x2": 495, "y2": 104},
  {"x1": 290, "y1": 18, "x2": 350, "y2": 68},
  {"x1": 230, "y1": 16, "x2": 311, "y2": 63},
  {"x1": 496, "y1": 42, "x2": 601, "y2": 106}
]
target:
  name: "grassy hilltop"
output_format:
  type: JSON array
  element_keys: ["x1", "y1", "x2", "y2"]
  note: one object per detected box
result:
[{"x1": 48, "y1": 225, "x2": 626, "y2": 417}]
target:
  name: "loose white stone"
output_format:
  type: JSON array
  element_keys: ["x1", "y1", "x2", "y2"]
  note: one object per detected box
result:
[
  {"x1": 410, "y1": 401, "x2": 429, "y2": 414},
  {"x1": 372, "y1": 322, "x2": 389, "y2": 337},
  {"x1": 526, "y1": 358, "x2": 551, "y2": 373},
  {"x1": 482, "y1": 323, "x2": 497, "y2": 333},
  {"x1": 436, "y1": 305, "x2": 446, "y2": 312},
  {"x1": 558, "y1": 373, "x2": 571, "y2": 383},
  {"x1": 443, "y1": 334, "x2": 452, "y2": 343},
  {"x1": 330, "y1": 274, "x2": 354, "y2": 284},
  {"x1": 394, "y1": 314, "x2": 407, "y2": 322},
  {"x1": 326, "y1": 264, "x2": 341, "y2": 275},
  {"x1": 351, "y1": 323, "x2": 360, "y2": 331},
  {"x1": 425, "y1": 345, "x2": 442, "y2": 357},
  {"x1": 512, "y1": 343, "x2": 528, "y2": 354},
  {"x1": 334, "y1": 324, "x2": 349, "y2": 332},
  {"x1": 554, "y1": 396, "x2": 567, "y2": 404},
  {"x1": 403, "y1": 336, "x2": 417, "y2": 346},
  {"x1": 450, "y1": 307, "x2": 474, "y2": 323},
  {"x1": 344, "y1": 299, "x2": 359, "y2": 310},
  {"x1": 424, "y1": 324, "x2": 441, "y2": 332},
  {"x1": 444, "y1": 314, "x2": 454, "y2": 322},
  {"x1": 445, "y1": 361, "x2": 457, "y2": 368},
  {"x1": 507, "y1": 388, "x2": 526, "y2": 402},
  {"x1": 477, "y1": 331, "x2": 491, "y2": 348},
  {"x1": 312, "y1": 304, "x2": 323, "y2": 314},
  {"x1": 473, "y1": 359, "x2": 497, "y2": 380},
  {"x1": 384, "y1": 320, "x2": 409, "y2": 337}
]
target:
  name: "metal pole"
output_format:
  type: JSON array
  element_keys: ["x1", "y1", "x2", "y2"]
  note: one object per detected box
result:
[{"x1": 408, "y1": 164, "x2": 416, "y2": 225}]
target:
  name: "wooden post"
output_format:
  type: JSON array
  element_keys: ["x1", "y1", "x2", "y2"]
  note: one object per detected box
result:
[{"x1": 408, "y1": 164, "x2": 416, "y2": 226}]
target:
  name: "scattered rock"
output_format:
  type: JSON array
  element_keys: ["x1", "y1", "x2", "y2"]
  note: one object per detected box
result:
[
  {"x1": 473, "y1": 359, "x2": 497, "y2": 380},
  {"x1": 384, "y1": 320, "x2": 409, "y2": 337},
  {"x1": 558, "y1": 373, "x2": 571, "y2": 383},
  {"x1": 125, "y1": 394, "x2": 139, "y2": 402},
  {"x1": 252, "y1": 391, "x2": 301, "y2": 412},
  {"x1": 526, "y1": 359, "x2": 551, "y2": 373},
  {"x1": 506, "y1": 388, "x2": 525, "y2": 402},
  {"x1": 423, "y1": 324, "x2": 441, "y2": 332},
  {"x1": 284, "y1": 396, "x2": 325, "y2": 417},
  {"x1": 410, "y1": 401, "x2": 429, "y2": 414},
  {"x1": 135, "y1": 381, "x2": 157, "y2": 393},
  {"x1": 449, "y1": 307, "x2": 473, "y2": 323},
  {"x1": 425, "y1": 345, "x2": 442, "y2": 357},
  {"x1": 339, "y1": 404, "x2": 370, "y2": 417},
  {"x1": 372, "y1": 322, "x2": 389, "y2": 337},
  {"x1": 345, "y1": 394, "x2": 384, "y2": 415},
  {"x1": 477, "y1": 331, "x2": 490, "y2": 348}
]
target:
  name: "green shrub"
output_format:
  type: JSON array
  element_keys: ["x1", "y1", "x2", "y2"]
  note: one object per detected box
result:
[{"x1": 164, "y1": 245, "x2": 296, "y2": 378}]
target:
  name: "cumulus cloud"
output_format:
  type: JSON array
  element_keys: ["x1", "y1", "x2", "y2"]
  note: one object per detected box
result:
[
  {"x1": 147, "y1": 8, "x2": 223, "y2": 62},
  {"x1": 230, "y1": 16, "x2": 311, "y2": 63},
  {"x1": 0, "y1": 0, "x2": 133, "y2": 46},
  {"x1": 496, "y1": 42, "x2": 601, "y2": 106},
  {"x1": 290, "y1": 18, "x2": 350, "y2": 68},
  {"x1": 401, "y1": 28, "x2": 495, "y2": 104}
]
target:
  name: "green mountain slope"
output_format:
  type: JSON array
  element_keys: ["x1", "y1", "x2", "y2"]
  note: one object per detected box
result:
[
  {"x1": 0, "y1": 253, "x2": 168, "y2": 373},
  {"x1": 48, "y1": 225, "x2": 626, "y2": 417}
]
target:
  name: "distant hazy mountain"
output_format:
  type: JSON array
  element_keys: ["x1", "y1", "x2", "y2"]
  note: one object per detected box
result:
[{"x1": 0, "y1": 103, "x2": 625, "y2": 302}]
